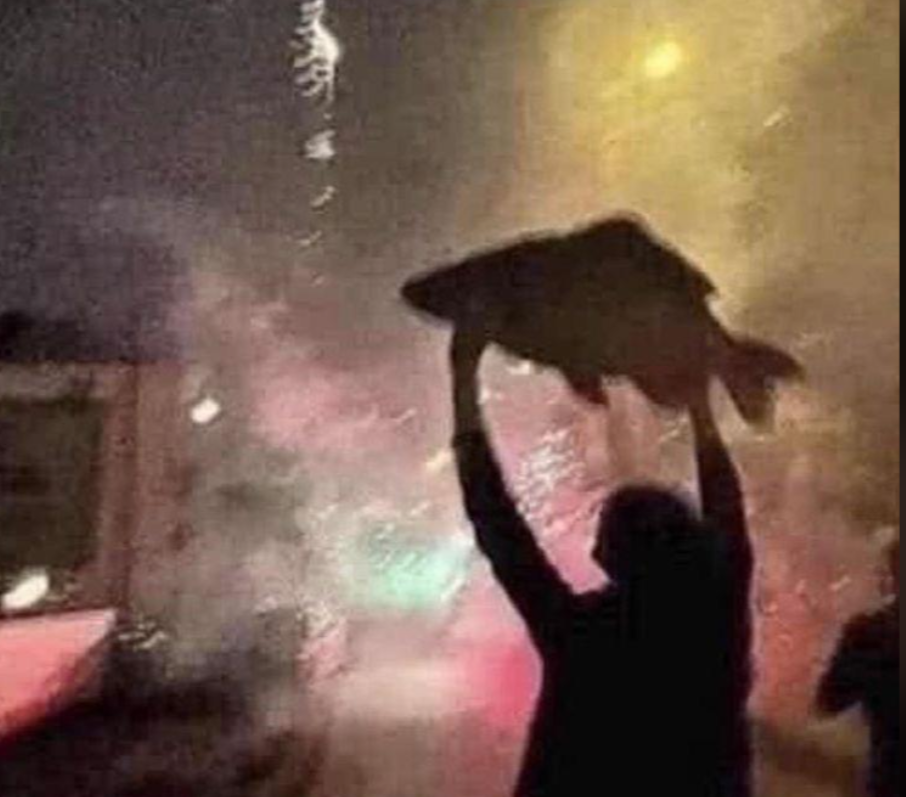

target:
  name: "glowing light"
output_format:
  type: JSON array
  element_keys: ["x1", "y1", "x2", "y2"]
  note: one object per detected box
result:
[
  {"x1": 764, "y1": 106, "x2": 792, "y2": 129},
  {"x1": 292, "y1": 0, "x2": 342, "y2": 102},
  {"x1": 2, "y1": 570, "x2": 51, "y2": 612},
  {"x1": 352, "y1": 529, "x2": 472, "y2": 612},
  {"x1": 424, "y1": 449, "x2": 453, "y2": 476},
  {"x1": 311, "y1": 185, "x2": 337, "y2": 209},
  {"x1": 298, "y1": 231, "x2": 325, "y2": 250},
  {"x1": 506, "y1": 359, "x2": 538, "y2": 377},
  {"x1": 191, "y1": 396, "x2": 223, "y2": 426},
  {"x1": 305, "y1": 130, "x2": 337, "y2": 162},
  {"x1": 643, "y1": 41, "x2": 685, "y2": 81}
]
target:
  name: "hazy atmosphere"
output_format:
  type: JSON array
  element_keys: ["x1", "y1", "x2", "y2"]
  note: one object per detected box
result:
[{"x1": 0, "y1": 0, "x2": 899, "y2": 795}]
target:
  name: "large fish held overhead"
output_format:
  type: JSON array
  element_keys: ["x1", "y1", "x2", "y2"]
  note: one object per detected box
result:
[{"x1": 402, "y1": 215, "x2": 803, "y2": 424}]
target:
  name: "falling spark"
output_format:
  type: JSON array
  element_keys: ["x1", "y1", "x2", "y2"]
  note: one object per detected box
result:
[
  {"x1": 292, "y1": 0, "x2": 342, "y2": 102},
  {"x1": 2, "y1": 570, "x2": 51, "y2": 612},
  {"x1": 298, "y1": 231, "x2": 325, "y2": 249},
  {"x1": 764, "y1": 106, "x2": 792, "y2": 129},
  {"x1": 190, "y1": 396, "x2": 223, "y2": 426},
  {"x1": 291, "y1": 0, "x2": 342, "y2": 252},
  {"x1": 506, "y1": 359, "x2": 539, "y2": 377},
  {"x1": 829, "y1": 576, "x2": 853, "y2": 594},
  {"x1": 311, "y1": 185, "x2": 338, "y2": 209},
  {"x1": 425, "y1": 449, "x2": 454, "y2": 475},
  {"x1": 305, "y1": 130, "x2": 337, "y2": 162},
  {"x1": 513, "y1": 428, "x2": 583, "y2": 522},
  {"x1": 479, "y1": 388, "x2": 502, "y2": 406},
  {"x1": 408, "y1": 501, "x2": 434, "y2": 519},
  {"x1": 389, "y1": 408, "x2": 419, "y2": 427}
]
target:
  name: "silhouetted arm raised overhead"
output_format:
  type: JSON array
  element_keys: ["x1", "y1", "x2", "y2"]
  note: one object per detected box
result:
[
  {"x1": 451, "y1": 334, "x2": 572, "y2": 645},
  {"x1": 691, "y1": 396, "x2": 754, "y2": 593}
]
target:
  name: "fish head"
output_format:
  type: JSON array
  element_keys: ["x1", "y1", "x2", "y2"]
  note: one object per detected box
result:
[
  {"x1": 401, "y1": 267, "x2": 503, "y2": 336},
  {"x1": 401, "y1": 275, "x2": 435, "y2": 315},
  {"x1": 401, "y1": 264, "x2": 473, "y2": 320}
]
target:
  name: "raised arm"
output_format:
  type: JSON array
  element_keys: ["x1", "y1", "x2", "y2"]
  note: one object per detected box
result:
[
  {"x1": 690, "y1": 397, "x2": 754, "y2": 591},
  {"x1": 451, "y1": 334, "x2": 572, "y2": 644}
]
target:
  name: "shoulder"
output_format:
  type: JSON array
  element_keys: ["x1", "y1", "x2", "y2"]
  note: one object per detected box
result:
[{"x1": 575, "y1": 589, "x2": 621, "y2": 621}]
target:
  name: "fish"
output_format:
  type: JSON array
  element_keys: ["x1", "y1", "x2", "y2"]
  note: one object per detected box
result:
[{"x1": 402, "y1": 215, "x2": 803, "y2": 424}]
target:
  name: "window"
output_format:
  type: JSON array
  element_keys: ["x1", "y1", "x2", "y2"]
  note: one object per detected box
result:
[{"x1": 0, "y1": 399, "x2": 104, "y2": 614}]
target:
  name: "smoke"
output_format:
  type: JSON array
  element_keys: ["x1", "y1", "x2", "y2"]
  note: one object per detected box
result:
[
  {"x1": 0, "y1": 0, "x2": 898, "y2": 795},
  {"x1": 738, "y1": 0, "x2": 901, "y2": 526}
]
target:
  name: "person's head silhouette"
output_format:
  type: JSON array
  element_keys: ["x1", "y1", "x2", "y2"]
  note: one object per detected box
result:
[{"x1": 594, "y1": 486, "x2": 712, "y2": 597}]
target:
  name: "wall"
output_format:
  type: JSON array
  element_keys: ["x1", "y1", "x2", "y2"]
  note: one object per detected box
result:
[{"x1": 0, "y1": 363, "x2": 185, "y2": 618}]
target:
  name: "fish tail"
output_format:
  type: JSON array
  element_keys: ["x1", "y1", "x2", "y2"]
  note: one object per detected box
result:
[{"x1": 723, "y1": 337, "x2": 805, "y2": 425}]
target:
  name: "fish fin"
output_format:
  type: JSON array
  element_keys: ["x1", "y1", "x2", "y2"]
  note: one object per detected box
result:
[
  {"x1": 724, "y1": 338, "x2": 805, "y2": 425},
  {"x1": 565, "y1": 371, "x2": 610, "y2": 406}
]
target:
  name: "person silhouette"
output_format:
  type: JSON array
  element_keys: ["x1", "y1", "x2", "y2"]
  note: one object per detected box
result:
[
  {"x1": 451, "y1": 333, "x2": 754, "y2": 797},
  {"x1": 819, "y1": 538, "x2": 900, "y2": 797}
]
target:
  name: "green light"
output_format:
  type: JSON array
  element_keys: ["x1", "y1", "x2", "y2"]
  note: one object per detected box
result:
[{"x1": 350, "y1": 527, "x2": 472, "y2": 613}]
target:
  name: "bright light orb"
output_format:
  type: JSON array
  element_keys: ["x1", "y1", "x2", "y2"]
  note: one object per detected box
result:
[
  {"x1": 644, "y1": 41, "x2": 685, "y2": 81},
  {"x1": 2, "y1": 570, "x2": 51, "y2": 612},
  {"x1": 191, "y1": 396, "x2": 223, "y2": 426}
]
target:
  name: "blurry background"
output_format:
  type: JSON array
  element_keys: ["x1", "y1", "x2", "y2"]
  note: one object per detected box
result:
[{"x1": 0, "y1": 0, "x2": 899, "y2": 795}]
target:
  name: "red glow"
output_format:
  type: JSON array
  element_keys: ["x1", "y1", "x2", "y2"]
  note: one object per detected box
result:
[{"x1": 0, "y1": 611, "x2": 115, "y2": 742}]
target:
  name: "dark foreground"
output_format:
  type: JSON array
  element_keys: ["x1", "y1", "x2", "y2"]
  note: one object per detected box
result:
[{"x1": 0, "y1": 680, "x2": 312, "y2": 797}]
